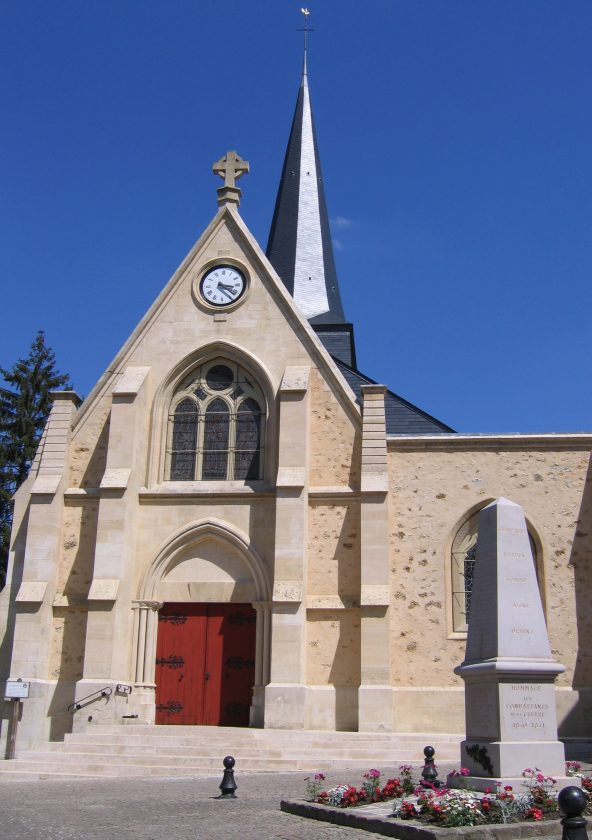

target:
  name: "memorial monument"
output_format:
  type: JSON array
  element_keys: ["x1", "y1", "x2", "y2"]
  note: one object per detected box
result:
[{"x1": 451, "y1": 498, "x2": 577, "y2": 792}]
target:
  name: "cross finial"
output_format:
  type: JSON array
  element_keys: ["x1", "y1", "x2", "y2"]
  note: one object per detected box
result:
[
  {"x1": 212, "y1": 151, "x2": 250, "y2": 207},
  {"x1": 299, "y1": 7, "x2": 314, "y2": 63},
  {"x1": 213, "y1": 151, "x2": 249, "y2": 188}
]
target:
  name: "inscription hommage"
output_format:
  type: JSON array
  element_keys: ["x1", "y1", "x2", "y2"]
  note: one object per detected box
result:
[{"x1": 501, "y1": 683, "x2": 553, "y2": 735}]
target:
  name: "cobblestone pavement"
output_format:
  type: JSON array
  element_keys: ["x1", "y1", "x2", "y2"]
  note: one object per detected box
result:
[{"x1": 0, "y1": 767, "x2": 413, "y2": 840}]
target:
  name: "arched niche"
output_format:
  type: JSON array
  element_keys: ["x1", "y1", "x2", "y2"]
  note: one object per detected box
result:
[
  {"x1": 155, "y1": 538, "x2": 257, "y2": 604},
  {"x1": 139, "y1": 517, "x2": 271, "y2": 603}
]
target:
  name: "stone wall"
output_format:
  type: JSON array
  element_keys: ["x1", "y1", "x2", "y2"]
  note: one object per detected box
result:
[
  {"x1": 387, "y1": 439, "x2": 592, "y2": 735},
  {"x1": 307, "y1": 502, "x2": 361, "y2": 606},
  {"x1": 310, "y1": 368, "x2": 360, "y2": 489}
]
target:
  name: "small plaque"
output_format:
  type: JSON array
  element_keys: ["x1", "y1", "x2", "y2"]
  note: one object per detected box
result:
[{"x1": 6, "y1": 680, "x2": 30, "y2": 699}]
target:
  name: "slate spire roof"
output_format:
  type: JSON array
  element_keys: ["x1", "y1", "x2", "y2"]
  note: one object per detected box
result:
[
  {"x1": 267, "y1": 46, "x2": 454, "y2": 436},
  {"x1": 266, "y1": 52, "x2": 346, "y2": 326}
]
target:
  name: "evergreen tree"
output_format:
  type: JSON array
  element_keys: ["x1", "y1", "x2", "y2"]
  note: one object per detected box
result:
[{"x1": 0, "y1": 331, "x2": 71, "y2": 588}]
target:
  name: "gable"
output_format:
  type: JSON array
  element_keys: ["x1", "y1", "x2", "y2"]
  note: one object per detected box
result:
[{"x1": 72, "y1": 205, "x2": 361, "y2": 439}]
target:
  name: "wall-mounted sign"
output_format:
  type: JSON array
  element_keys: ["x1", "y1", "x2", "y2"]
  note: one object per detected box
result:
[{"x1": 5, "y1": 680, "x2": 30, "y2": 699}]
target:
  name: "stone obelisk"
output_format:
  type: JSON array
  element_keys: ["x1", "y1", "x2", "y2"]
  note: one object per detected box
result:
[{"x1": 450, "y1": 498, "x2": 576, "y2": 792}]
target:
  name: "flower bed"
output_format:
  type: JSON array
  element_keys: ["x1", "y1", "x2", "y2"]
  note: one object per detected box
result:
[
  {"x1": 303, "y1": 764, "x2": 592, "y2": 830},
  {"x1": 305, "y1": 765, "x2": 415, "y2": 807}
]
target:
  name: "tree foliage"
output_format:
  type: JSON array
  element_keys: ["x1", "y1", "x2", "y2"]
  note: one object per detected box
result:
[{"x1": 0, "y1": 331, "x2": 71, "y2": 587}]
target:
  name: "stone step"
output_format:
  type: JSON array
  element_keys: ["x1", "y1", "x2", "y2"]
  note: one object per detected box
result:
[
  {"x1": 1, "y1": 756, "x2": 430, "y2": 777},
  {"x1": 0, "y1": 761, "x2": 218, "y2": 778},
  {"x1": 81, "y1": 724, "x2": 460, "y2": 741},
  {"x1": 63, "y1": 727, "x2": 460, "y2": 746},
  {"x1": 63, "y1": 732, "x2": 457, "y2": 744},
  {"x1": 21, "y1": 747, "x2": 429, "y2": 765},
  {"x1": 0, "y1": 769, "x2": 115, "y2": 781},
  {"x1": 46, "y1": 742, "x2": 435, "y2": 760},
  {"x1": 0, "y1": 725, "x2": 462, "y2": 779}
]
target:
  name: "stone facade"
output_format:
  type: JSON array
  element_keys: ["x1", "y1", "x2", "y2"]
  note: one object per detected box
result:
[{"x1": 0, "y1": 200, "x2": 591, "y2": 753}]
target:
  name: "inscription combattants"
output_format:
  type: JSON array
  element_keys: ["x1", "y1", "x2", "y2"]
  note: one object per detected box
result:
[{"x1": 505, "y1": 685, "x2": 550, "y2": 732}]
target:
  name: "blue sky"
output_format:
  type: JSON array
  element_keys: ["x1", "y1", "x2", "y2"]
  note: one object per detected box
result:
[{"x1": 1, "y1": 1, "x2": 591, "y2": 433}]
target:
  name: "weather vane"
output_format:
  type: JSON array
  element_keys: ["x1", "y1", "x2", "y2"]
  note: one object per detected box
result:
[{"x1": 298, "y1": 7, "x2": 315, "y2": 54}]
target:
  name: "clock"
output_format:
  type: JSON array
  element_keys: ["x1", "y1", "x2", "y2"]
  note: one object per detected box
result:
[{"x1": 199, "y1": 265, "x2": 246, "y2": 307}]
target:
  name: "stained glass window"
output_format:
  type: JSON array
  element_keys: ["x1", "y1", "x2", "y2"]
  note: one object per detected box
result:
[
  {"x1": 451, "y1": 508, "x2": 539, "y2": 633},
  {"x1": 166, "y1": 360, "x2": 265, "y2": 482},
  {"x1": 206, "y1": 365, "x2": 234, "y2": 391},
  {"x1": 170, "y1": 399, "x2": 198, "y2": 480},
  {"x1": 203, "y1": 399, "x2": 230, "y2": 480},
  {"x1": 463, "y1": 544, "x2": 477, "y2": 620},
  {"x1": 235, "y1": 398, "x2": 261, "y2": 480}
]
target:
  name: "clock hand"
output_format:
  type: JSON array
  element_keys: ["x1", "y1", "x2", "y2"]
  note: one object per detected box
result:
[
  {"x1": 217, "y1": 284, "x2": 234, "y2": 300},
  {"x1": 217, "y1": 282, "x2": 236, "y2": 292}
]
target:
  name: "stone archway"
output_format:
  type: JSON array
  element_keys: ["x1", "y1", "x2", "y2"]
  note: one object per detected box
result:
[{"x1": 131, "y1": 519, "x2": 271, "y2": 726}]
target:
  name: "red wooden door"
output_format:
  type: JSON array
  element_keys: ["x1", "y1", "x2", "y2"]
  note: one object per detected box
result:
[{"x1": 155, "y1": 603, "x2": 256, "y2": 726}]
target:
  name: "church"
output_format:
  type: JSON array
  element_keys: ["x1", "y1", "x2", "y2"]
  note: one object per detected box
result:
[{"x1": 1, "y1": 44, "x2": 591, "y2": 759}]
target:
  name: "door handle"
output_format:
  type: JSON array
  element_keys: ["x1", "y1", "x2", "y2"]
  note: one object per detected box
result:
[{"x1": 204, "y1": 672, "x2": 210, "y2": 681}]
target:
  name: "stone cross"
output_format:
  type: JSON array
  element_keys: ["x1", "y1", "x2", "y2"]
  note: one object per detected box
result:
[{"x1": 213, "y1": 151, "x2": 249, "y2": 188}]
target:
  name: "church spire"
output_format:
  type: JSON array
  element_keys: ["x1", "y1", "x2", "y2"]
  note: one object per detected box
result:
[{"x1": 266, "y1": 19, "x2": 346, "y2": 326}]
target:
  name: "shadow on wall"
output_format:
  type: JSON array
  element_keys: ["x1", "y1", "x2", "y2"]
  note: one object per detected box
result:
[
  {"x1": 0, "y1": 507, "x2": 29, "y2": 680},
  {"x1": 349, "y1": 424, "x2": 362, "y2": 491},
  {"x1": 561, "y1": 452, "x2": 592, "y2": 741},
  {"x1": 46, "y1": 417, "x2": 107, "y2": 742},
  {"x1": 337, "y1": 502, "x2": 361, "y2": 605},
  {"x1": 305, "y1": 607, "x2": 361, "y2": 732},
  {"x1": 48, "y1": 497, "x2": 100, "y2": 741}
]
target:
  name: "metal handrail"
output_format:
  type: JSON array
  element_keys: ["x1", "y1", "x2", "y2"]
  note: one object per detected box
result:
[{"x1": 67, "y1": 686, "x2": 112, "y2": 712}]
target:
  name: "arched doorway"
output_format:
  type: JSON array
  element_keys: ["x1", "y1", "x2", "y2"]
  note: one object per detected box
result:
[{"x1": 133, "y1": 519, "x2": 271, "y2": 727}]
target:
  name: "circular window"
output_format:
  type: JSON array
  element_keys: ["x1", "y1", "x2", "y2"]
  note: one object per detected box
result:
[{"x1": 205, "y1": 364, "x2": 234, "y2": 391}]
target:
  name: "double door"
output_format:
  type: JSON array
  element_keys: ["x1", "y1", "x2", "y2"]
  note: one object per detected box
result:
[{"x1": 155, "y1": 603, "x2": 256, "y2": 726}]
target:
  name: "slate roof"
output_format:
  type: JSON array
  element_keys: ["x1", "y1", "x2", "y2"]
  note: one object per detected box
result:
[
  {"x1": 266, "y1": 59, "x2": 346, "y2": 326},
  {"x1": 268, "y1": 52, "x2": 455, "y2": 436},
  {"x1": 333, "y1": 357, "x2": 455, "y2": 436},
  {"x1": 313, "y1": 324, "x2": 357, "y2": 369}
]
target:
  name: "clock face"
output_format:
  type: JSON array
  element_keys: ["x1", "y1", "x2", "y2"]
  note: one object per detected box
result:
[{"x1": 199, "y1": 265, "x2": 246, "y2": 307}]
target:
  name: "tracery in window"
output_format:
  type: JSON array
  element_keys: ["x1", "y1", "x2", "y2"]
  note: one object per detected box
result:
[
  {"x1": 166, "y1": 360, "x2": 265, "y2": 481},
  {"x1": 451, "y1": 508, "x2": 538, "y2": 633}
]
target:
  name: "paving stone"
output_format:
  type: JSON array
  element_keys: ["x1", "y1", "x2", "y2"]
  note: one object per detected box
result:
[{"x1": 0, "y1": 770, "x2": 390, "y2": 839}]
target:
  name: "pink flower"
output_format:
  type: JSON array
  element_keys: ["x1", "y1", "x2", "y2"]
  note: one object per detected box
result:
[
  {"x1": 504, "y1": 785, "x2": 513, "y2": 792},
  {"x1": 484, "y1": 787, "x2": 492, "y2": 794},
  {"x1": 314, "y1": 772, "x2": 325, "y2": 781},
  {"x1": 459, "y1": 767, "x2": 470, "y2": 776}
]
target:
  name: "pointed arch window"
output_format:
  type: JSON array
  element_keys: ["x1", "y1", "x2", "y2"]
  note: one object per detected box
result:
[
  {"x1": 166, "y1": 360, "x2": 265, "y2": 482},
  {"x1": 451, "y1": 507, "x2": 539, "y2": 633},
  {"x1": 203, "y1": 398, "x2": 230, "y2": 480},
  {"x1": 170, "y1": 398, "x2": 198, "y2": 480}
]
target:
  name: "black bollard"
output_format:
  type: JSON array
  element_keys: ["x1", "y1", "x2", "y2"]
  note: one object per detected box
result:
[
  {"x1": 420, "y1": 745, "x2": 441, "y2": 788},
  {"x1": 559, "y1": 786, "x2": 588, "y2": 840},
  {"x1": 219, "y1": 755, "x2": 237, "y2": 799}
]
